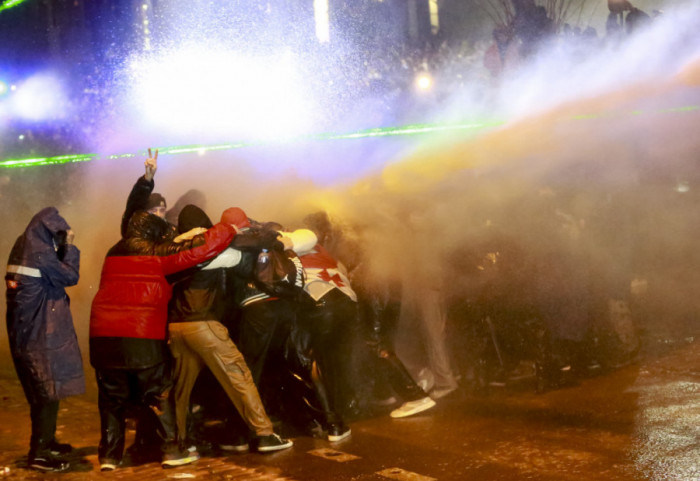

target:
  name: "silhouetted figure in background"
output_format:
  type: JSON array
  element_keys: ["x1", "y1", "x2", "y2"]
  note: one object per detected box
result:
[
  {"x1": 625, "y1": 6, "x2": 651, "y2": 34},
  {"x1": 165, "y1": 189, "x2": 207, "y2": 227},
  {"x1": 512, "y1": 0, "x2": 554, "y2": 58},
  {"x1": 532, "y1": 202, "x2": 594, "y2": 386},
  {"x1": 394, "y1": 207, "x2": 459, "y2": 400},
  {"x1": 606, "y1": 12, "x2": 624, "y2": 38},
  {"x1": 608, "y1": 0, "x2": 633, "y2": 24},
  {"x1": 483, "y1": 25, "x2": 513, "y2": 78}
]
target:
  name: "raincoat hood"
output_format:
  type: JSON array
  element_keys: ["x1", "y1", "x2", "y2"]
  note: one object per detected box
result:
[{"x1": 24, "y1": 207, "x2": 71, "y2": 246}]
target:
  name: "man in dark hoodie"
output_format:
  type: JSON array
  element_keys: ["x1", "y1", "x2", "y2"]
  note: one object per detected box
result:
[
  {"x1": 167, "y1": 205, "x2": 293, "y2": 453},
  {"x1": 5, "y1": 207, "x2": 84, "y2": 472},
  {"x1": 89, "y1": 210, "x2": 236, "y2": 471}
]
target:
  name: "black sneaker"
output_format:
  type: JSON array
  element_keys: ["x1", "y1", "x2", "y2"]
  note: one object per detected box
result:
[
  {"x1": 327, "y1": 423, "x2": 351, "y2": 442},
  {"x1": 220, "y1": 433, "x2": 249, "y2": 453},
  {"x1": 219, "y1": 434, "x2": 250, "y2": 453},
  {"x1": 29, "y1": 455, "x2": 70, "y2": 472},
  {"x1": 125, "y1": 440, "x2": 161, "y2": 464},
  {"x1": 256, "y1": 433, "x2": 293, "y2": 453},
  {"x1": 48, "y1": 439, "x2": 73, "y2": 456},
  {"x1": 220, "y1": 441, "x2": 249, "y2": 453},
  {"x1": 161, "y1": 447, "x2": 200, "y2": 468}
]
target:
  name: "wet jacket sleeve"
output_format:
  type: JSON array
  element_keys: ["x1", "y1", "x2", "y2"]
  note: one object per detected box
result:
[
  {"x1": 36, "y1": 244, "x2": 80, "y2": 288},
  {"x1": 152, "y1": 231, "x2": 204, "y2": 256},
  {"x1": 122, "y1": 226, "x2": 204, "y2": 257},
  {"x1": 160, "y1": 223, "x2": 236, "y2": 275},
  {"x1": 201, "y1": 247, "x2": 242, "y2": 270},
  {"x1": 231, "y1": 228, "x2": 281, "y2": 251},
  {"x1": 121, "y1": 175, "x2": 154, "y2": 238}
]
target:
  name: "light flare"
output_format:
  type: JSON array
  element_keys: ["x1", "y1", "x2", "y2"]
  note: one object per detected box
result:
[
  {"x1": 10, "y1": 74, "x2": 68, "y2": 121},
  {"x1": 127, "y1": 46, "x2": 313, "y2": 140},
  {"x1": 415, "y1": 72, "x2": 433, "y2": 91}
]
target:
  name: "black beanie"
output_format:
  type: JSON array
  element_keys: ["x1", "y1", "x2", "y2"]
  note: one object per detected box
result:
[
  {"x1": 178, "y1": 204, "x2": 213, "y2": 234},
  {"x1": 145, "y1": 193, "x2": 167, "y2": 211}
]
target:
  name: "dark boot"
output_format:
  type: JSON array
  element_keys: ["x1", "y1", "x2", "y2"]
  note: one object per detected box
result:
[
  {"x1": 29, "y1": 452, "x2": 70, "y2": 473},
  {"x1": 311, "y1": 362, "x2": 351, "y2": 442},
  {"x1": 381, "y1": 349, "x2": 428, "y2": 402},
  {"x1": 28, "y1": 401, "x2": 59, "y2": 459}
]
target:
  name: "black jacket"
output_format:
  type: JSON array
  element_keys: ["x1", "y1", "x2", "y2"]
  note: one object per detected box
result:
[
  {"x1": 169, "y1": 224, "x2": 283, "y2": 325},
  {"x1": 121, "y1": 175, "x2": 154, "y2": 238}
]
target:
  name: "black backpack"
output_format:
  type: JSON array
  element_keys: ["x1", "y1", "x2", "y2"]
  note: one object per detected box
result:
[{"x1": 254, "y1": 246, "x2": 305, "y2": 298}]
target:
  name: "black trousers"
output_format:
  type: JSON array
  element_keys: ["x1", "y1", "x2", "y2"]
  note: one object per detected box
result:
[
  {"x1": 29, "y1": 400, "x2": 59, "y2": 458},
  {"x1": 375, "y1": 348, "x2": 427, "y2": 402},
  {"x1": 95, "y1": 362, "x2": 176, "y2": 462},
  {"x1": 297, "y1": 290, "x2": 360, "y2": 414},
  {"x1": 238, "y1": 299, "x2": 296, "y2": 386},
  {"x1": 358, "y1": 294, "x2": 427, "y2": 403}
]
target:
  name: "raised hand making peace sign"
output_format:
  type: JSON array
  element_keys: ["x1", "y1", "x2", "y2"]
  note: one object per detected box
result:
[{"x1": 144, "y1": 148, "x2": 158, "y2": 181}]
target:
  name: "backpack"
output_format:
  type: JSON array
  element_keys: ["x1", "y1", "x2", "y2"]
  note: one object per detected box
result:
[{"x1": 254, "y1": 247, "x2": 305, "y2": 298}]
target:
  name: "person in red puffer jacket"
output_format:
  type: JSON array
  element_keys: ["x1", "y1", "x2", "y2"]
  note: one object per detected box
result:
[{"x1": 89, "y1": 210, "x2": 235, "y2": 471}]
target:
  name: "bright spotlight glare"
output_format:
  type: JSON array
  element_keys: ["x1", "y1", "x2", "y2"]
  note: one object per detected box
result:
[
  {"x1": 675, "y1": 181, "x2": 690, "y2": 193},
  {"x1": 128, "y1": 46, "x2": 313, "y2": 140},
  {"x1": 11, "y1": 74, "x2": 68, "y2": 121},
  {"x1": 0, "y1": 80, "x2": 8, "y2": 96},
  {"x1": 415, "y1": 72, "x2": 433, "y2": 91}
]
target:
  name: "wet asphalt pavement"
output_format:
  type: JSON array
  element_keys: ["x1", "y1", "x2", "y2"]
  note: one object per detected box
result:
[{"x1": 0, "y1": 338, "x2": 698, "y2": 481}]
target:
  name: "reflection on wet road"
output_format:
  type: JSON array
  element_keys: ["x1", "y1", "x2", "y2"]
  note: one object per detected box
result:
[{"x1": 0, "y1": 340, "x2": 697, "y2": 480}]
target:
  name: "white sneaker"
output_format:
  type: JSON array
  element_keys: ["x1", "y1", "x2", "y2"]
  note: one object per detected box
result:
[
  {"x1": 430, "y1": 385, "x2": 457, "y2": 400},
  {"x1": 327, "y1": 423, "x2": 351, "y2": 442},
  {"x1": 100, "y1": 462, "x2": 117, "y2": 472},
  {"x1": 416, "y1": 368, "x2": 435, "y2": 393},
  {"x1": 374, "y1": 395, "x2": 398, "y2": 407},
  {"x1": 390, "y1": 396, "x2": 436, "y2": 418},
  {"x1": 161, "y1": 450, "x2": 200, "y2": 468}
]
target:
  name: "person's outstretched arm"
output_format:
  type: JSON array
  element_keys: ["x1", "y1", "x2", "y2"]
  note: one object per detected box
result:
[
  {"x1": 120, "y1": 148, "x2": 158, "y2": 238},
  {"x1": 161, "y1": 223, "x2": 236, "y2": 275}
]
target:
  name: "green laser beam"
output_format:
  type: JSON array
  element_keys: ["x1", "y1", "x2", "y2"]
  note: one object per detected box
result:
[
  {"x1": 1, "y1": 104, "x2": 697, "y2": 169},
  {"x1": 0, "y1": 154, "x2": 98, "y2": 168},
  {"x1": 0, "y1": 0, "x2": 31, "y2": 13},
  {"x1": 0, "y1": 121, "x2": 502, "y2": 169}
]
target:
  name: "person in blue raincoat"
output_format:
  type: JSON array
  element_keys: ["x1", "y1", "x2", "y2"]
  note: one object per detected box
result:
[{"x1": 5, "y1": 207, "x2": 85, "y2": 472}]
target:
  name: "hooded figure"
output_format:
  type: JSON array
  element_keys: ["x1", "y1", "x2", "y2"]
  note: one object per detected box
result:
[{"x1": 5, "y1": 207, "x2": 84, "y2": 472}]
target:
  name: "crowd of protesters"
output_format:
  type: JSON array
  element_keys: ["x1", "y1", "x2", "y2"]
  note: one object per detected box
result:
[
  {"x1": 5, "y1": 150, "x2": 442, "y2": 472},
  {"x1": 6, "y1": 143, "x2": 655, "y2": 472},
  {"x1": 2, "y1": 2, "x2": 668, "y2": 473}
]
